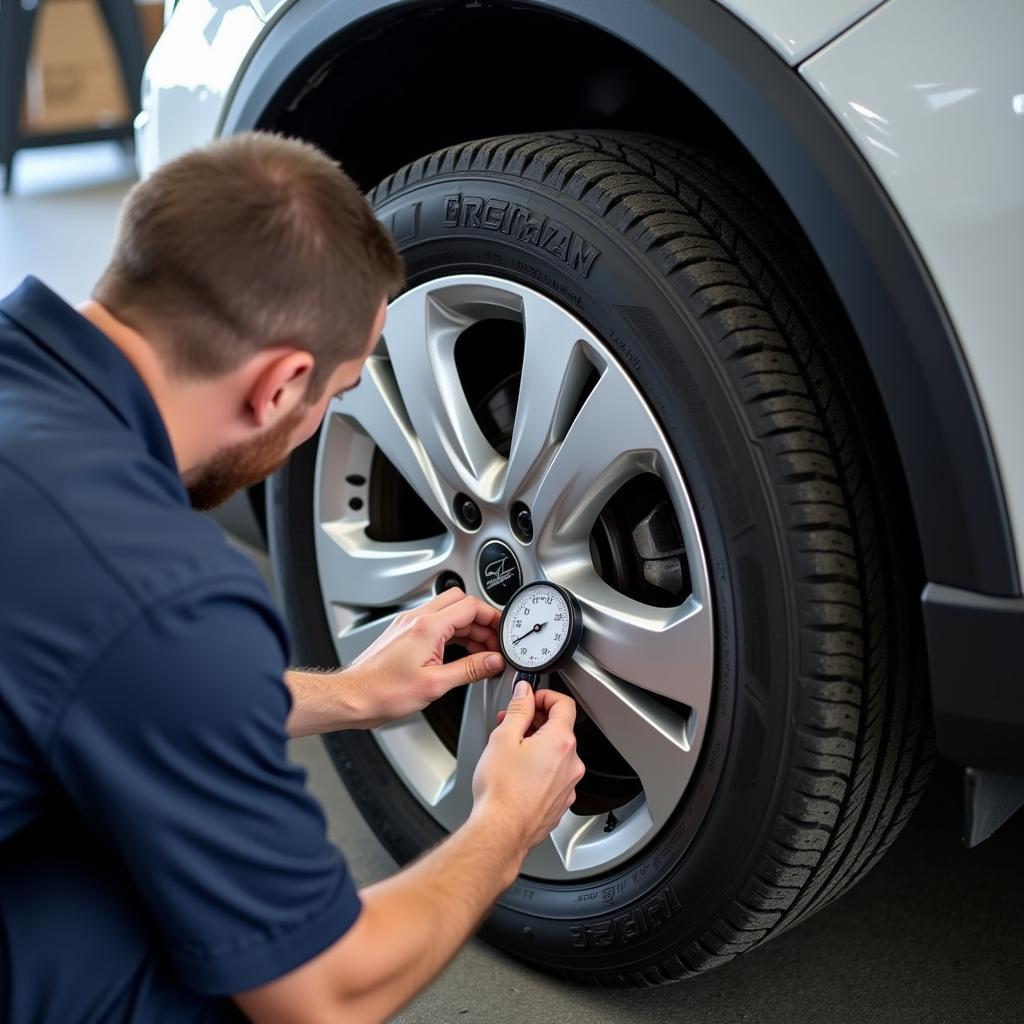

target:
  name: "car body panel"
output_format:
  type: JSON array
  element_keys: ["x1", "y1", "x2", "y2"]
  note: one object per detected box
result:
[
  {"x1": 801, "y1": 0, "x2": 1024, "y2": 597},
  {"x1": 135, "y1": 0, "x2": 266, "y2": 176},
  {"x1": 715, "y1": 0, "x2": 884, "y2": 63},
  {"x1": 802, "y1": 0, "x2": 1024, "y2": 771}
]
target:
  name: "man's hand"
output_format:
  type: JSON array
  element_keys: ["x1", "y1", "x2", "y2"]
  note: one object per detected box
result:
[
  {"x1": 471, "y1": 682, "x2": 585, "y2": 852},
  {"x1": 284, "y1": 588, "x2": 505, "y2": 736}
]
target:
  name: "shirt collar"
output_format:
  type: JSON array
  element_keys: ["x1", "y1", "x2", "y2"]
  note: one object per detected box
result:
[{"x1": 0, "y1": 276, "x2": 178, "y2": 473}]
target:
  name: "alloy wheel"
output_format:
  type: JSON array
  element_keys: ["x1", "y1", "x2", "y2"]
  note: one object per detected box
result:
[{"x1": 313, "y1": 274, "x2": 713, "y2": 880}]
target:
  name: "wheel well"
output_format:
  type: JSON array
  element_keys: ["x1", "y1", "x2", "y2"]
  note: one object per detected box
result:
[
  {"x1": 248, "y1": 2, "x2": 924, "y2": 581},
  {"x1": 261, "y1": 4, "x2": 738, "y2": 192}
]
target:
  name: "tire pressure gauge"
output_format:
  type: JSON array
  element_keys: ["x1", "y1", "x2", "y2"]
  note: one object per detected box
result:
[{"x1": 498, "y1": 581, "x2": 583, "y2": 688}]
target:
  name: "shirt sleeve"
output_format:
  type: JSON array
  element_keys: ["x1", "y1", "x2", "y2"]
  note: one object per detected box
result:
[{"x1": 46, "y1": 580, "x2": 362, "y2": 995}]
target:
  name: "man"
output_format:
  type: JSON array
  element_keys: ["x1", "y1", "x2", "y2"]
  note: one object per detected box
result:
[{"x1": 0, "y1": 133, "x2": 584, "y2": 1023}]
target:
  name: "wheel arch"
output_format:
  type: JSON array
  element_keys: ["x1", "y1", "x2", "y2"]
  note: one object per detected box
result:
[{"x1": 226, "y1": 0, "x2": 1016, "y2": 600}]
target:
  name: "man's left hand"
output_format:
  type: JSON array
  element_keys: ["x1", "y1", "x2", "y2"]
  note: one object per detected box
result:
[{"x1": 284, "y1": 588, "x2": 505, "y2": 736}]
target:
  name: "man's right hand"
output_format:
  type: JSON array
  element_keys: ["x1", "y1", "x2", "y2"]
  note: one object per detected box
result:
[{"x1": 471, "y1": 681, "x2": 585, "y2": 854}]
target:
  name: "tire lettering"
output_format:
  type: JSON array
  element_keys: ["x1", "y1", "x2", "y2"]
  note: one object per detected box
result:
[
  {"x1": 509, "y1": 258, "x2": 582, "y2": 308},
  {"x1": 567, "y1": 232, "x2": 599, "y2": 277},
  {"x1": 511, "y1": 207, "x2": 545, "y2": 246},
  {"x1": 441, "y1": 193, "x2": 601, "y2": 278},
  {"x1": 443, "y1": 194, "x2": 462, "y2": 226},
  {"x1": 462, "y1": 196, "x2": 484, "y2": 228},
  {"x1": 482, "y1": 199, "x2": 509, "y2": 229},
  {"x1": 568, "y1": 887, "x2": 681, "y2": 949}
]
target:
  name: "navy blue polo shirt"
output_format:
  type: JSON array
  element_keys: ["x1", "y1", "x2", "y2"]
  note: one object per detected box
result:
[{"x1": 0, "y1": 278, "x2": 361, "y2": 1022}]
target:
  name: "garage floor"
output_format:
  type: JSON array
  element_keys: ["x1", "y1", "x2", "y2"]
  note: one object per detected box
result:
[{"x1": 4, "y1": 146, "x2": 1023, "y2": 1024}]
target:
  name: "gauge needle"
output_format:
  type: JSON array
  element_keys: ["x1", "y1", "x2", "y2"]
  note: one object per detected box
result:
[{"x1": 512, "y1": 621, "x2": 547, "y2": 646}]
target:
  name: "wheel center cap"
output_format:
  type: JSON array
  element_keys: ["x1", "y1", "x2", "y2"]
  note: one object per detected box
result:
[{"x1": 477, "y1": 540, "x2": 521, "y2": 606}]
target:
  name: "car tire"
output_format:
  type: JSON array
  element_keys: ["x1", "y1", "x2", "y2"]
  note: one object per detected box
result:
[{"x1": 269, "y1": 131, "x2": 933, "y2": 983}]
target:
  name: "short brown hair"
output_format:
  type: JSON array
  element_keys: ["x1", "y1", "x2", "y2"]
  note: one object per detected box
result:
[{"x1": 94, "y1": 132, "x2": 404, "y2": 396}]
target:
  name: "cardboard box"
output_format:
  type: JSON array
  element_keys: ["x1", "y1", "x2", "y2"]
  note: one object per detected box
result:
[
  {"x1": 21, "y1": 0, "x2": 131, "y2": 135},
  {"x1": 138, "y1": 1, "x2": 165, "y2": 54}
]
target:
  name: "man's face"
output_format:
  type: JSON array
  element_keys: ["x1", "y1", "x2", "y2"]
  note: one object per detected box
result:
[
  {"x1": 184, "y1": 400, "x2": 307, "y2": 511},
  {"x1": 185, "y1": 299, "x2": 387, "y2": 511}
]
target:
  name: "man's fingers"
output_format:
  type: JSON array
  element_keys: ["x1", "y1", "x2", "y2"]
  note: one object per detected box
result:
[
  {"x1": 417, "y1": 586, "x2": 468, "y2": 615},
  {"x1": 449, "y1": 621, "x2": 498, "y2": 646},
  {"x1": 499, "y1": 679, "x2": 537, "y2": 740},
  {"x1": 533, "y1": 689, "x2": 577, "y2": 730},
  {"x1": 495, "y1": 708, "x2": 545, "y2": 734},
  {"x1": 428, "y1": 650, "x2": 505, "y2": 692},
  {"x1": 428, "y1": 595, "x2": 501, "y2": 641}
]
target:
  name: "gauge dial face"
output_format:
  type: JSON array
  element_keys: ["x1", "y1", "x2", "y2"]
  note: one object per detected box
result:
[{"x1": 500, "y1": 582, "x2": 574, "y2": 672}]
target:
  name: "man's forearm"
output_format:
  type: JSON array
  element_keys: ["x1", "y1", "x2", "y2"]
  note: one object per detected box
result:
[
  {"x1": 235, "y1": 807, "x2": 527, "y2": 1024},
  {"x1": 284, "y1": 668, "x2": 374, "y2": 737},
  {"x1": 332, "y1": 809, "x2": 524, "y2": 1021}
]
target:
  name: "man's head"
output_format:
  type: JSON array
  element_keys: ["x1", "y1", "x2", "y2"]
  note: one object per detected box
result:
[{"x1": 93, "y1": 132, "x2": 404, "y2": 508}]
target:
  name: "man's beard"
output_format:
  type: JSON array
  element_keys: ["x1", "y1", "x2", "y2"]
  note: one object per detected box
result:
[{"x1": 185, "y1": 405, "x2": 305, "y2": 511}]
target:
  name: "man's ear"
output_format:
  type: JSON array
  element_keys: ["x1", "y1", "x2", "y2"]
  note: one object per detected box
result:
[{"x1": 248, "y1": 350, "x2": 315, "y2": 428}]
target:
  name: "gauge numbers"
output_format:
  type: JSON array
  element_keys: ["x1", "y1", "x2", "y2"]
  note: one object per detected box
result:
[{"x1": 499, "y1": 582, "x2": 574, "y2": 672}]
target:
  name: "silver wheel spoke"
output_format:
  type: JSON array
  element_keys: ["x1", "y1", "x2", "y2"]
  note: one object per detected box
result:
[
  {"x1": 555, "y1": 567, "x2": 712, "y2": 706},
  {"x1": 562, "y1": 654, "x2": 695, "y2": 825},
  {"x1": 318, "y1": 522, "x2": 451, "y2": 608},
  {"x1": 522, "y1": 811, "x2": 611, "y2": 876},
  {"x1": 500, "y1": 293, "x2": 591, "y2": 502},
  {"x1": 372, "y1": 714, "x2": 454, "y2": 806},
  {"x1": 384, "y1": 285, "x2": 503, "y2": 498},
  {"x1": 327, "y1": 361, "x2": 449, "y2": 522},
  {"x1": 529, "y1": 366, "x2": 665, "y2": 543},
  {"x1": 331, "y1": 607, "x2": 400, "y2": 667},
  {"x1": 433, "y1": 671, "x2": 512, "y2": 830}
]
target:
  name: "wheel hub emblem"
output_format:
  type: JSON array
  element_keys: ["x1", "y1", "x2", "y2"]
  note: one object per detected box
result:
[{"x1": 477, "y1": 540, "x2": 521, "y2": 605}]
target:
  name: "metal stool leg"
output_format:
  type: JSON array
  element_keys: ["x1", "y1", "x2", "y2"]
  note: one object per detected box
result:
[
  {"x1": 95, "y1": 0, "x2": 146, "y2": 118},
  {"x1": 0, "y1": 2, "x2": 39, "y2": 194}
]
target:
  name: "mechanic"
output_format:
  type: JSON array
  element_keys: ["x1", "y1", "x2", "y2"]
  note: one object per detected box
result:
[{"x1": 0, "y1": 132, "x2": 585, "y2": 1024}]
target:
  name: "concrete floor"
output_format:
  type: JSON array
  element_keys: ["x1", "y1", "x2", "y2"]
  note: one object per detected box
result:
[
  {"x1": 0, "y1": 143, "x2": 137, "y2": 300},
  {"x1": 4, "y1": 145, "x2": 1023, "y2": 1024}
]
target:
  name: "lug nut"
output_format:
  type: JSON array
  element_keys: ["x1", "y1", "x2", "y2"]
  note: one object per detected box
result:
[
  {"x1": 455, "y1": 493, "x2": 481, "y2": 530},
  {"x1": 435, "y1": 571, "x2": 465, "y2": 594},
  {"x1": 511, "y1": 502, "x2": 533, "y2": 543}
]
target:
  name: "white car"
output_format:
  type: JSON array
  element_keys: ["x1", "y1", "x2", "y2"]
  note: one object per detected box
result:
[{"x1": 137, "y1": 0, "x2": 1024, "y2": 984}]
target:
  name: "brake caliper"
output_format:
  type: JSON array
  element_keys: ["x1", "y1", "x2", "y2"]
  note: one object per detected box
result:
[{"x1": 631, "y1": 500, "x2": 687, "y2": 600}]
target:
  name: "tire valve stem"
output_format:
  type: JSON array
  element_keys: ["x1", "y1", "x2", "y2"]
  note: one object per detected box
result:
[{"x1": 603, "y1": 811, "x2": 619, "y2": 833}]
